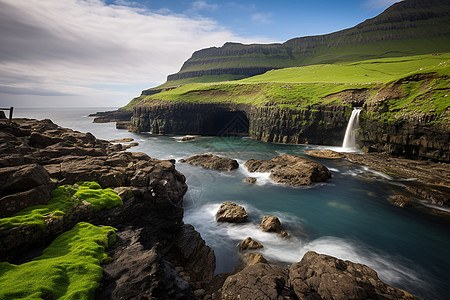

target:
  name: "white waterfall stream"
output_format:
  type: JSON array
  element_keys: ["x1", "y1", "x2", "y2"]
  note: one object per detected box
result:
[{"x1": 342, "y1": 108, "x2": 362, "y2": 149}]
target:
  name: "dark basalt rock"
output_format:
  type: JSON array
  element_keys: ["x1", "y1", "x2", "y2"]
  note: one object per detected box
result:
[
  {"x1": 216, "y1": 201, "x2": 248, "y2": 223},
  {"x1": 180, "y1": 153, "x2": 239, "y2": 171},
  {"x1": 245, "y1": 154, "x2": 331, "y2": 186}
]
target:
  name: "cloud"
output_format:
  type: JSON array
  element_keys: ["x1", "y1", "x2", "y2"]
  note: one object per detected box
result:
[
  {"x1": 364, "y1": 0, "x2": 403, "y2": 10},
  {"x1": 251, "y1": 12, "x2": 273, "y2": 24},
  {"x1": 190, "y1": 1, "x2": 219, "y2": 12},
  {"x1": 0, "y1": 0, "x2": 266, "y2": 107}
]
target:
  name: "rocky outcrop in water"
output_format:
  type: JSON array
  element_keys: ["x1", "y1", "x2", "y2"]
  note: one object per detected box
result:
[
  {"x1": 239, "y1": 237, "x2": 263, "y2": 251},
  {"x1": 260, "y1": 216, "x2": 289, "y2": 238},
  {"x1": 0, "y1": 119, "x2": 215, "y2": 298},
  {"x1": 216, "y1": 201, "x2": 248, "y2": 223},
  {"x1": 245, "y1": 154, "x2": 332, "y2": 186},
  {"x1": 179, "y1": 153, "x2": 239, "y2": 171}
]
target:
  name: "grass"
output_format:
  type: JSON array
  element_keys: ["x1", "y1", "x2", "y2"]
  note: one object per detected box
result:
[
  {"x1": 0, "y1": 222, "x2": 116, "y2": 299},
  {"x1": 0, "y1": 182, "x2": 122, "y2": 230},
  {"x1": 132, "y1": 54, "x2": 449, "y2": 111}
]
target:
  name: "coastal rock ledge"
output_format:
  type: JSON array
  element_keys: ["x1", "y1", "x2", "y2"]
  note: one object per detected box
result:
[{"x1": 244, "y1": 154, "x2": 331, "y2": 186}]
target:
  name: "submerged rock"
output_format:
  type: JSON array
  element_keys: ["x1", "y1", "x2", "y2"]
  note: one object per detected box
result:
[
  {"x1": 305, "y1": 149, "x2": 344, "y2": 159},
  {"x1": 180, "y1": 153, "x2": 239, "y2": 171},
  {"x1": 180, "y1": 135, "x2": 196, "y2": 142},
  {"x1": 260, "y1": 216, "x2": 289, "y2": 238},
  {"x1": 239, "y1": 237, "x2": 263, "y2": 251},
  {"x1": 243, "y1": 177, "x2": 257, "y2": 184},
  {"x1": 388, "y1": 195, "x2": 413, "y2": 208},
  {"x1": 245, "y1": 154, "x2": 331, "y2": 186},
  {"x1": 216, "y1": 201, "x2": 248, "y2": 223}
]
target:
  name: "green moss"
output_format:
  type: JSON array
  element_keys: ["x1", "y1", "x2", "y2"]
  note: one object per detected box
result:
[
  {"x1": 0, "y1": 222, "x2": 116, "y2": 299},
  {"x1": 0, "y1": 182, "x2": 122, "y2": 230}
]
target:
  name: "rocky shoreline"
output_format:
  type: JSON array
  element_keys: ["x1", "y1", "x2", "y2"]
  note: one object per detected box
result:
[{"x1": 0, "y1": 118, "x2": 426, "y2": 299}]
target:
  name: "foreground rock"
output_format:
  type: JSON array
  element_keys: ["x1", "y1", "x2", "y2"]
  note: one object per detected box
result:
[
  {"x1": 216, "y1": 201, "x2": 248, "y2": 223},
  {"x1": 180, "y1": 153, "x2": 239, "y2": 171},
  {"x1": 244, "y1": 177, "x2": 257, "y2": 184},
  {"x1": 0, "y1": 119, "x2": 215, "y2": 297},
  {"x1": 245, "y1": 154, "x2": 331, "y2": 186},
  {"x1": 260, "y1": 216, "x2": 289, "y2": 238},
  {"x1": 289, "y1": 251, "x2": 415, "y2": 300},
  {"x1": 305, "y1": 149, "x2": 344, "y2": 159},
  {"x1": 213, "y1": 251, "x2": 416, "y2": 299}
]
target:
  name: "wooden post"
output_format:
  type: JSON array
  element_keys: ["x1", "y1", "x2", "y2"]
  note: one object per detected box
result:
[{"x1": 9, "y1": 106, "x2": 13, "y2": 123}]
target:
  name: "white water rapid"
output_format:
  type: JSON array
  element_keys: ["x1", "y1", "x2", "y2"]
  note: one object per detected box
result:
[{"x1": 342, "y1": 108, "x2": 362, "y2": 149}]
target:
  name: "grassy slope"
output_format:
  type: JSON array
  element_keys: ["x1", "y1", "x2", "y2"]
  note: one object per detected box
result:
[
  {"x1": 0, "y1": 222, "x2": 116, "y2": 299},
  {"x1": 0, "y1": 181, "x2": 122, "y2": 230},
  {"x1": 135, "y1": 54, "x2": 450, "y2": 114}
]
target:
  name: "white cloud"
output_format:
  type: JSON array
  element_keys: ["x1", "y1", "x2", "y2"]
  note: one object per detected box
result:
[
  {"x1": 364, "y1": 0, "x2": 403, "y2": 10},
  {"x1": 251, "y1": 12, "x2": 273, "y2": 25},
  {"x1": 191, "y1": 0, "x2": 219, "y2": 11},
  {"x1": 0, "y1": 0, "x2": 268, "y2": 107}
]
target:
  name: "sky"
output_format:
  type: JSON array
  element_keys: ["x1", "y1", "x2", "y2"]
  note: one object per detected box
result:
[{"x1": 0, "y1": 0, "x2": 402, "y2": 108}]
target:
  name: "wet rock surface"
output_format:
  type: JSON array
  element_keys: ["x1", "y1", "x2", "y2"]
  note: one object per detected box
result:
[
  {"x1": 289, "y1": 251, "x2": 416, "y2": 300},
  {"x1": 260, "y1": 216, "x2": 289, "y2": 238},
  {"x1": 389, "y1": 195, "x2": 413, "y2": 208},
  {"x1": 216, "y1": 201, "x2": 248, "y2": 223},
  {"x1": 305, "y1": 149, "x2": 344, "y2": 159},
  {"x1": 239, "y1": 237, "x2": 263, "y2": 251},
  {"x1": 343, "y1": 152, "x2": 450, "y2": 207},
  {"x1": 245, "y1": 154, "x2": 332, "y2": 186},
  {"x1": 180, "y1": 153, "x2": 239, "y2": 171}
]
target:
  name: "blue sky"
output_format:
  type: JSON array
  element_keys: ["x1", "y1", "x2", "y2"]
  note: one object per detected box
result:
[{"x1": 0, "y1": 0, "x2": 401, "y2": 108}]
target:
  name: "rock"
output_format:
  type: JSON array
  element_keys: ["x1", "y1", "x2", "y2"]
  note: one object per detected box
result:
[
  {"x1": 244, "y1": 154, "x2": 331, "y2": 186},
  {"x1": 239, "y1": 237, "x2": 263, "y2": 251},
  {"x1": 289, "y1": 251, "x2": 416, "y2": 300},
  {"x1": 305, "y1": 149, "x2": 344, "y2": 159},
  {"x1": 216, "y1": 263, "x2": 290, "y2": 300},
  {"x1": 405, "y1": 186, "x2": 449, "y2": 206},
  {"x1": 180, "y1": 135, "x2": 196, "y2": 142},
  {"x1": 168, "y1": 224, "x2": 216, "y2": 289},
  {"x1": 243, "y1": 177, "x2": 257, "y2": 184},
  {"x1": 234, "y1": 253, "x2": 268, "y2": 273},
  {"x1": 109, "y1": 137, "x2": 134, "y2": 143},
  {"x1": 181, "y1": 153, "x2": 239, "y2": 171},
  {"x1": 194, "y1": 289, "x2": 206, "y2": 298},
  {"x1": 260, "y1": 216, "x2": 289, "y2": 238},
  {"x1": 216, "y1": 201, "x2": 248, "y2": 223},
  {"x1": 389, "y1": 195, "x2": 413, "y2": 207},
  {"x1": 97, "y1": 227, "x2": 191, "y2": 300}
]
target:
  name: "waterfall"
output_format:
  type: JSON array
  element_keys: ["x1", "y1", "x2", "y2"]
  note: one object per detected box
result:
[{"x1": 342, "y1": 108, "x2": 362, "y2": 149}]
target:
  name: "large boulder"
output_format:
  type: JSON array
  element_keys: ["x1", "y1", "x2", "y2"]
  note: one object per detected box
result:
[
  {"x1": 244, "y1": 154, "x2": 331, "y2": 186},
  {"x1": 260, "y1": 216, "x2": 289, "y2": 238},
  {"x1": 289, "y1": 251, "x2": 416, "y2": 300},
  {"x1": 216, "y1": 201, "x2": 248, "y2": 223},
  {"x1": 180, "y1": 153, "x2": 239, "y2": 171}
]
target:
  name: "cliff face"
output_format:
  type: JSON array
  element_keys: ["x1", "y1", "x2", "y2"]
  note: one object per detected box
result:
[{"x1": 131, "y1": 101, "x2": 351, "y2": 146}]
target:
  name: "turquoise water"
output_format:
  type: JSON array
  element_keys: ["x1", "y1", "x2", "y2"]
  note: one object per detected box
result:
[{"x1": 14, "y1": 108, "x2": 450, "y2": 299}]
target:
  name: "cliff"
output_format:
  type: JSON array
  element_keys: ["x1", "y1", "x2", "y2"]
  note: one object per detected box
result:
[{"x1": 163, "y1": 0, "x2": 450, "y2": 85}]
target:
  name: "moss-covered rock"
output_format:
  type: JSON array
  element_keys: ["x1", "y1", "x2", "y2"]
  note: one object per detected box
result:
[{"x1": 0, "y1": 222, "x2": 116, "y2": 299}]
